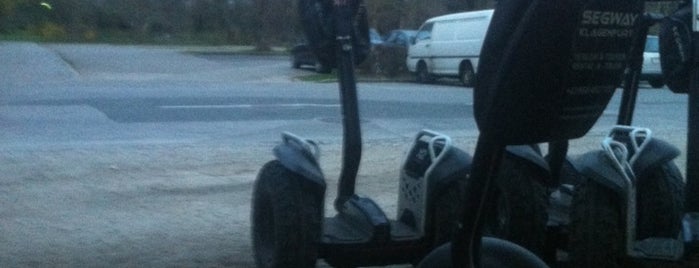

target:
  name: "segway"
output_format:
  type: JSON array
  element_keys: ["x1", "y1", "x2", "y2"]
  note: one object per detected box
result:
[
  {"x1": 459, "y1": 5, "x2": 687, "y2": 267},
  {"x1": 416, "y1": 0, "x2": 644, "y2": 267},
  {"x1": 564, "y1": 1, "x2": 699, "y2": 266},
  {"x1": 251, "y1": 1, "x2": 474, "y2": 267},
  {"x1": 564, "y1": 9, "x2": 686, "y2": 267}
]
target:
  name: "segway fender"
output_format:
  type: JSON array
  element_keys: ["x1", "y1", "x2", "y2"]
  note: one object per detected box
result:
[
  {"x1": 430, "y1": 147, "x2": 472, "y2": 189},
  {"x1": 505, "y1": 145, "x2": 550, "y2": 173},
  {"x1": 631, "y1": 138, "x2": 680, "y2": 178},
  {"x1": 417, "y1": 238, "x2": 549, "y2": 268},
  {"x1": 273, "y1": 142, "x2": 326, "y2": 189},
  {"x1": 573, "y1": 151, "x2": 629, "y2": 199}
]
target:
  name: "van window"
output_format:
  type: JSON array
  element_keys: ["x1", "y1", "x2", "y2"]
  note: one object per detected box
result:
[{"x1": 415, "y1": 22, "x2": 433, "y2": 42}]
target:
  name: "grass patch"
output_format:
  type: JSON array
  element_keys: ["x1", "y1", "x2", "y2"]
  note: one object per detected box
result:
[
  {"x1": 181, "y1": 45, "x2": 287, "y2": 56},
  {"x1": 295, "y1": 72, "x2": 338, "y2": 83},
  {"x1": 0, "y1": 32, "x2": 46, "y2": 42},
  {"x1": 295, "y1": 71, "x2": 416, "y2": 83}
]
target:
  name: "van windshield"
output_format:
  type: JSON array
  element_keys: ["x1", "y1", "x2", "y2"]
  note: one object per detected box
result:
[
  {"x1": 416, "y1": 22, "x2": 433, "y2": 41},
  {"x1": 645, "y1": 36, "x2": 659, "y2": 53}
]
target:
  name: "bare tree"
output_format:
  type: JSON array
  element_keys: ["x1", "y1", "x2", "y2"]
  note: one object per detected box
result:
[{"x1": 253, "y1": 0, "x2": 271, "y2": 51}]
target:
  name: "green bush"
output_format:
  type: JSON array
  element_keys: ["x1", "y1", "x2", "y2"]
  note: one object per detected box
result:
[{"x1": 37, "y1": 22, "x2": 66, "y2": 41}]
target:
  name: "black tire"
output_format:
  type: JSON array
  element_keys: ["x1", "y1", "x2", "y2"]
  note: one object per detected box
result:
[
  {"x1": 636, "y1": 162, "x2": 684, "y2": 240},
  {"x1": 648, "y1": 78, "x2": 664, "y2": 89},
  {"x1": 417, "y1": 239, "x2": 548, "y2": 268},
  {"x1": 569, "y1": 178, "x2": 625, "y2": 268},
  {"x1": 460, "y1": 62, "x2": 475, "y2": 87},
  {"x1": 484, "y1": 154, "x2": 548, "y2": 258},
  {"x1": 416, "y1": 61, "x2": 432, "y2": 83},
  {"x1": 251, "y1": 160, "x2": 324, "y2": 268},
  {"x1": 432, "y1": 179, "x2": 466, "y2": 247},
  {"x1": 568, "y1": 161, "x2": 684, "y2": 268},
  {"x1": 315, "y1": 61, "x2": 331, "y2": 74},
  {"x1": 292, "y1": 56, "x2": 301, "y2": 69}
]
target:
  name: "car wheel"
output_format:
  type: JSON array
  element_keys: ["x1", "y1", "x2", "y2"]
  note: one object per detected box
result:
[
  {"x1": 291, "y1": 55, "x2": 301, "y2": 69},
  {"x1": 315, "y1": 62, "x2": 331, "y2": 74},
  {"x1": 648, "y1": 78, "x2": 664, "y2": 88},
  {"x1": 252, "y1": 160, "x2": 323, "y2": 268},
  {"x1": 416, "y1": 62, "x2": 432, "y2": 83},
  {"x1": 460, "y1": 62, "x2": 476, "y2": 87}
]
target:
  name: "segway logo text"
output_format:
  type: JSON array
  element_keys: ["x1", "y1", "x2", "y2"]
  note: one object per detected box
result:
[{"x1": 581, "y1": 11, "x2": 638, "y2": 26}]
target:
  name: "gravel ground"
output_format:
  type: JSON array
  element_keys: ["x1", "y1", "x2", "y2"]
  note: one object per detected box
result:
[
  {"x1": 0, "y1": 129, "x2": 647, "y2": 267},
  {"x1": 0, "y1": 138, "x2": 439, "y2": 267},
  {"x1": 1, "y1": 41, "x2": 691, "y2": 267}
]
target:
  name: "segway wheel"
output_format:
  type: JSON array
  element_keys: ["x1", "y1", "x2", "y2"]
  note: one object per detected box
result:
[
  {"x1": 636, "y1": 162, "x2": 684, "y2": 240},
  {"x1": 416, "y1": 238, "x2": 549, "y2": 268},
  {"x1": 252, "y1": 160, "x2": 323, "y2": 268},
  {"x1": 432, "y1": 179, "x2": 466, "y2": 246},
  {"x1": 484, "y1": 154, "x2": 548, "y2": 257},
  {"x1": 569, "y1": 161, "x2": 685, "y2": 268},
  {"x1": 568, "y1": 178, "x2": 624, "y2": 268}
]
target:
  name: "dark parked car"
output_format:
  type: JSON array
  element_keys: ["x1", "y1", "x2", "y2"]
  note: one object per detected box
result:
[
  {"x1": 372, "y1": 29, "x2": 417, "y2": 76},
  {"x1": 382, "y1": 30, "x2": 418, "y2": 48},
  {"x1": 290, "y1": 43, "x2": 331, "y2": 73},
  {"x1": 291, "y1": 29, "x2": 382, "y2": 74}
]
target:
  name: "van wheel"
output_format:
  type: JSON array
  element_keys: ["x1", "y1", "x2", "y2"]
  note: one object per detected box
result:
[
  {"x1": 460, "y1": 62, "x2": 475, "y2": 87},
  {"x1": 416, "y1": 62, "x2": 433, "y2": 83}
]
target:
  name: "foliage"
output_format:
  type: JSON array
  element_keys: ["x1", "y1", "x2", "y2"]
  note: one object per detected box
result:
[
  {"x1": 0, "y1": 0, "x2": 682, "y2": 47},
  {"x1": 36, "y1": 21, "x2": 66, "y2": 40}
]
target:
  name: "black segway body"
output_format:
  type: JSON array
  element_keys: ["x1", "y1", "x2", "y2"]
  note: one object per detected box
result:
[
  {"x1": 563, "y1": 8, "x2": 693, "y2": 267},
  {"x1": 484, "y1": 9, "x2": 687, "y2": 266},
  {"x1": 320, "y1": 130, "x2": 472, "y2": 267},
  {"x1": 416, "y1": 0, "x2": 644, "y2": 267},
  {"x1": 251, "y1": 0, "x2": 474, "y2": 267}
]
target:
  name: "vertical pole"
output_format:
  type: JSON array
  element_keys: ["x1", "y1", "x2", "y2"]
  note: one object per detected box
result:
[
  {"x1": 618, "y1": 14, "x2": 656, "y2": 126},
  {"x1": 686, "y1": 1, "x2": 699, "y2": 213},
  {"x1": 334, "y1": 0, "x2": 363, "y2": 211},
  {"x1": 452, "y1": 137, "x2": 504, "y2": 268}
]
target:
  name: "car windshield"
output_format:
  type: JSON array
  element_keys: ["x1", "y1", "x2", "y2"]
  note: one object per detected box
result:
[
  {"x1": 645, "y1": 36, "x2": 659, "y2": 53},
  {"x1": 370, "y1": 28, "x2": 383, "y2": 44},
  {"x1": 385, "y1": 30, "x2": 417, "y2": 46}
]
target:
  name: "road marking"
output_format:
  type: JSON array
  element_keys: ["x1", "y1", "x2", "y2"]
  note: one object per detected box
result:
[{"x1": 158, "y1": 103, "x2": 340, "y2": 109}]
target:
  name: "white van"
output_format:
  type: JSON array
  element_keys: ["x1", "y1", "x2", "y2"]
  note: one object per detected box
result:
[{"x1": 406, "y1": 9, "x2": 494, "y2": 86}]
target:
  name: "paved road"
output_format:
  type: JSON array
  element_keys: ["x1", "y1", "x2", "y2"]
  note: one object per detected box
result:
[{"x1": 0, "y1": 42, "x2": 691, "y2": 267}]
